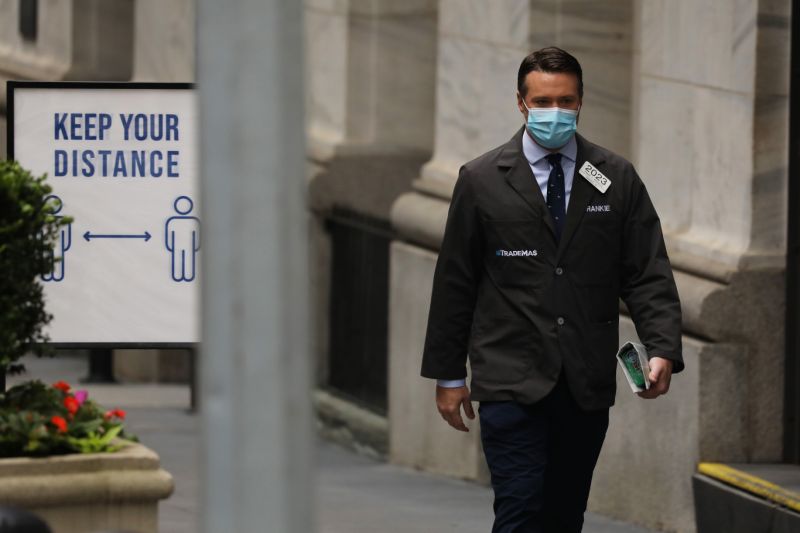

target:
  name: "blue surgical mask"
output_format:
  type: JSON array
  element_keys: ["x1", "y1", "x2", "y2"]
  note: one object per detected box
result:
[{"x1": 523, "y1": 104, "x2": 579, "y2": 149}]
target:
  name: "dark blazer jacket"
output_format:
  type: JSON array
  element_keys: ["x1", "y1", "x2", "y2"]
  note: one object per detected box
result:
[{"x1": 420, "y1": 127, "x2": 683, "y2": 411}]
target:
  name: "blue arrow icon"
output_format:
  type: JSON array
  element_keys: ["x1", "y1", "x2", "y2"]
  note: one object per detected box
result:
[{"x1": 83, "y1": 231, "x2": 152, "y2": 242}]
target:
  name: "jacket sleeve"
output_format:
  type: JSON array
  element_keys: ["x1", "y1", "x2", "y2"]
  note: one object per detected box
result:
[
  {"x1": 420, "y1": 166, "x2": 483, "y2": 380},
  {"x1": 619, "y1": 167, "x2": 684, "y2": 373}
]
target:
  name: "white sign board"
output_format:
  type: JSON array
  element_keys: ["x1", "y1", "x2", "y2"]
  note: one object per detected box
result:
[{"x1": 9, "y1": 82, "x2": 199, "y2": 344}]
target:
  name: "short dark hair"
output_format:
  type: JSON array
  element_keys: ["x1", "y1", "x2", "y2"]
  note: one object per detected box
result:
[{"x1": 517, "y1": 47, "x2": 583, "y2": 98}]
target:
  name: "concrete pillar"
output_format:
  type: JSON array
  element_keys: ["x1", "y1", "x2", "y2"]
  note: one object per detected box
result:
[
  {"x1": 305, "y1": 0, "x2": 437, "y2": 406},
  {"x1": 65, "y1": 0, "x2": 134, "y2": 81},
  {"x1": 389, "y1": 0, "x2": 534, "y2": 481},
  {"x1": 389, "y1": 1, "x2": 792, "y2": 532},
  {"x1": 389, "y1": 0, "x2": 635, "y2": 483},
  {"x1": 0, "y1": 1, "x2": 72, "y2": 98},
  {"x1": 133, "y1": 0, "x2": 195, "y2": 82},
  {"x1": 197, "y1": 1, "x2": 312, "y2": 532},
  {"x1": 579, "y1": 1, "x2": 790, "y2": 528},
  {"x1": 418, "y1": 0, "x2": 531, "y2": 189},
  {"x1": 631, "y1": 0, "x2": 790, "y2": 463},
  {"x1": 634, "y1": 0, "x2": 766, "y2": 267},
  {"x1": 0, "y1": 0, "x2": 72, "y2": 84},
  {"x1": 305, "y1": 0, "x2": 438, "y2": 160},
  {"x1": 529, "y1": 0, "x2": 633, "y2": 159}
]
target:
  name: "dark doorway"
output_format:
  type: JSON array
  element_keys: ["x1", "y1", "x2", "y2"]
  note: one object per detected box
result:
[
  {"x1": 326, "y1": 208, "x2": 392, "y2": 414},
  {"x1": 19, "y1": 0, "x2": 38, "y2": 42}
]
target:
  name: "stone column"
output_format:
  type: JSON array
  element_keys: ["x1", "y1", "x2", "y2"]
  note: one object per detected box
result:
[
  {"x1": 305, "y1": 0, "x2": 438, "y2": 446},
  {"x1": 390, "y1": 1, "x2": 791, "y2": 532},
  {"x1": 529, "y1": 0, "x2": 633, "y2": 159},
  {"x1": 65, "y1": 0, "x2": 135, "y2": 81},
  {"x1": 305, "y1": 0, "x2": 438, "y2": 160},
  {"x1": 0, "y1": 0, "x2": 73, "y2": 159},
  {"x1": 594, "y1": 1, "x2": 789, "y2": 531},
  {"x1": 630, "y1": 0, "x2": 789, "y2": 461},
  {"x1": 389, "y1": 0, "x2": 532, "y2": 482},
  {"x1": 133, "y1": 0, "x2": 195, "y2": 82},
  {"x1": 0, "y1": 1, "x2": 72, "y2": 84},
  {"x1": 389, "y1": 0, "x2": 636, "y2": 483},
  {"x1": 197, "y1": 1, "x2": 312, "y2": 532}
]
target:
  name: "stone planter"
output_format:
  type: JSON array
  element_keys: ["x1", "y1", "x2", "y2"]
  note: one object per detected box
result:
[{"x1": 0, "y1": 441, "x2": 174, "y2": 533}]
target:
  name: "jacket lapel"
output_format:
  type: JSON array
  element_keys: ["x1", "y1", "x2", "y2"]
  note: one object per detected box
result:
[
  {"x1": 499, "y1": 127, "x2": 557, "y2": 240},
  {"x1": 556, "y1": 133, "x2": 606, "y2": 261}
]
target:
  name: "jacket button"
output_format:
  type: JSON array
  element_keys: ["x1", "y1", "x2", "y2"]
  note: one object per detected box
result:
[
  {"x1": 555, "y1": 267, "x2": 564, "y2": 275},
  {"x1": 557, "y1": 317, "x2": 565, "y2": 326}
]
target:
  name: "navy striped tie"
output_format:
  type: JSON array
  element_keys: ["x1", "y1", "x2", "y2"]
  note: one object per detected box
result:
[{"x1": 546, "y1": 153, "x2": 566, "y2": 241}]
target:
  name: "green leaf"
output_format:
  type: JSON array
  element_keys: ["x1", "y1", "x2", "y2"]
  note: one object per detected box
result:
[{"x1": 99, "y1": 425, "x2": 123, "y2": 445}]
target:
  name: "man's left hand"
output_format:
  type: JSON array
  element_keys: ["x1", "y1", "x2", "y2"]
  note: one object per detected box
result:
[{"x1": 637, "y1": 356, "x2": 673, "y2": 399}]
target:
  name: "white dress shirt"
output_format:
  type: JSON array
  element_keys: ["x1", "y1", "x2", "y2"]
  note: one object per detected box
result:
[{"x1": 436, "y1": 132, "x2": 578, "y2": 389}]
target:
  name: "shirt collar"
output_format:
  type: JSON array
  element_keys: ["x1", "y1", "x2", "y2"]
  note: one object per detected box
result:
[{"x1": 522, "y1": 129, "x2": 578, "y2": 166}]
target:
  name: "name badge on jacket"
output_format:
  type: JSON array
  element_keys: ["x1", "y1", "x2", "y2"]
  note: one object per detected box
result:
[{"x1": 579, "y1": 161, "x2": 611, "y2": 193}]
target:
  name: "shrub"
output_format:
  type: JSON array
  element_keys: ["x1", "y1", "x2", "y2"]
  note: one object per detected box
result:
[{"x1": 0, "y1": 161, "x2": 71, "y2": 376}]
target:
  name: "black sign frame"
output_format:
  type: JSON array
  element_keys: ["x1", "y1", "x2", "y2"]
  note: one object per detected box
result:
[{"x1": 6, "y1": 80, "x2": 199, "y2": 351}]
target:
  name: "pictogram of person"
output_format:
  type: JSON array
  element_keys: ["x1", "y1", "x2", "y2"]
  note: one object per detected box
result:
[
  {"x1": 165, "y1": 195, "x2": 201, "y2": 282},
  {"x1": 41, "y1": 195, "x2": 71, "y2": 283}
]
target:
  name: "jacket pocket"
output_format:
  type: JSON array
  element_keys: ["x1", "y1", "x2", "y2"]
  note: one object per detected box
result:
[{"x1": 469, "y1": 313, "x2": 536, "y2": 384}]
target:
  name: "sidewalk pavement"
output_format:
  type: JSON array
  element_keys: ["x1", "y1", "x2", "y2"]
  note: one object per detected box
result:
[{"x1": 9, "y1": 353, "x2": 658, "y2": 533}]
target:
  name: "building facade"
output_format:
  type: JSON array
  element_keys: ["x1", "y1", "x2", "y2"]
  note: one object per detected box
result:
[
  {"x1": 0, "y1": 1, "x2": 794, "y2": 531},
  {"x1": 0, "y1": 0, "x2": 195, "y2": 379},
  {"x1": 308, "y1": 1, "x2": 793, "y2": 532}
]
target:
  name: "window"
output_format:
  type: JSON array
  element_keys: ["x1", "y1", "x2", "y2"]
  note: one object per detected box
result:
[
  {"x1": 19, "y1": 0, "x2": 38, "y2": 42},
  {"x1": 326, "y1": 208, "x2": 392, "y2": 413}
]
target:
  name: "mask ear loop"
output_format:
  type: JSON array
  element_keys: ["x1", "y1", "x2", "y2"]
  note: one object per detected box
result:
[{"x1": 518, "y1": 92, "x2": 532, "y2": 112}]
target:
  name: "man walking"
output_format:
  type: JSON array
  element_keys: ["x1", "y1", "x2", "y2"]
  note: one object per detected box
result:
[{"x1": 421, "y1": 47, "x2": 683, "y2": 532}]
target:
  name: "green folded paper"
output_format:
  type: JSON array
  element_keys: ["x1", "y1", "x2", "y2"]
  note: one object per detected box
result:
[
  {"x1": 620, "y1": 347, "x2": 646, "y2": 389},
  {"x1": 616, "y1": 341, "x2": 651, "y2": 393}
]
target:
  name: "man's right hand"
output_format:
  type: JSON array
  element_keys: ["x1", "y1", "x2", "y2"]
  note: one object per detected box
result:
[{"x1": 436, "y1": 385, "x2": 475, "y2": 432}]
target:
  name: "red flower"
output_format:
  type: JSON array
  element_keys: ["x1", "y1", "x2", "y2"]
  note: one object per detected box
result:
[
  {"x1": 63, "y1": 396, "x2": 80, "y2": 415},
  {"x1": 104, "y1": 409, "x2": 126, "y2": 421},
  {"x1": 50, "y1": 416, "x2": 68, "y2": 433},
  {"x1": 53, "y1": 381, "x2": 71, "y2": 393}
]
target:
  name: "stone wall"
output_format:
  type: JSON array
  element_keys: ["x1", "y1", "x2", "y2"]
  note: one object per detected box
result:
[
  {"x1": 387, "y1": 1, "x2": 792, "y2": 532},
  {"x1": 133, "y1": 0, "x2": 195, "y2": 82},
  {"x1": 632, "y1": 0, "x2": 790, "y2": 463},
  {"x1": 0, "y1": 1, "x2": 791, "y2": 530},
  {"x1": 0, "y1": 0, "x2": 72, "y2": 159},
  {"x1": 0, "y1": 0, "x2": 196, "y2": 381},
  {"x1": 0, "y1": 0, "x2": 72, "y2": 87},
  {"x1": 590, "y1": 320, "x2": 748, "y2": 532},
  {"x1": 304, "y1": 0, "x2": 438, "y2": 393}
]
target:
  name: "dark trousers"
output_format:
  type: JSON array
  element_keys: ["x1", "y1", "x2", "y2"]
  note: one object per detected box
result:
[{"x1": 478, "y1": 373, "x2": 609, "y2": 533}]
